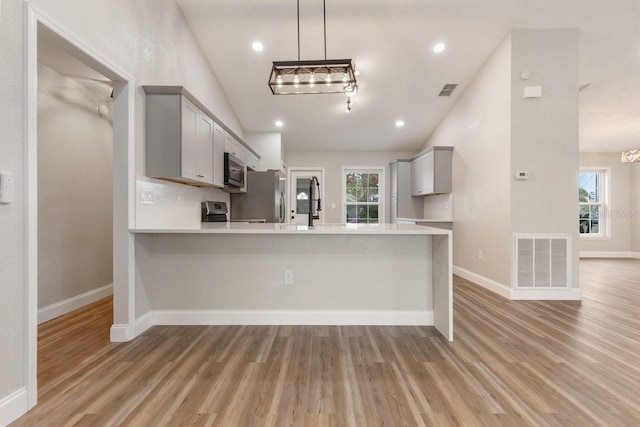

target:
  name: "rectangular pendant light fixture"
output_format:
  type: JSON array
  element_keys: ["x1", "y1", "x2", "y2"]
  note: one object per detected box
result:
[
  {"x1": 268, "y1": 0, "x2": 357, "y2": 97},
  {"x1": 268, "y1": 59, "x2": 357, "y2": 95}
]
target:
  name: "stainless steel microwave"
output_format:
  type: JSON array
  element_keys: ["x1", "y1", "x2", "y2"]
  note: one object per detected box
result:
[{"x1": 224, "y1": 152, "x2": 245, "y2": 188}]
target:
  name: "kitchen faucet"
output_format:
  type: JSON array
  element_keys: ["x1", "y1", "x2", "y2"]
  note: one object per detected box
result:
[{"x1": 308, "y1": 176, "x2": 321, "y2": 227}]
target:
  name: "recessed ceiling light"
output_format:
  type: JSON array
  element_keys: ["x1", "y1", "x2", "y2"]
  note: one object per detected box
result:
[
  {"x1": 275, "y1": 120, "x2": 284, "y2": 127},
  {"x1": 252, "y1": 41, "x2": 264, "y2": 52},
  {"x1": 395, "y1": 120, "x2": 405, "y2": 128},
  {"x1": 433, "y1": 43, "x2": 446, "y2": 53}
]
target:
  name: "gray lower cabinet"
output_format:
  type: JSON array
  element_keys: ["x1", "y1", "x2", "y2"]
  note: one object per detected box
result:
[
  {"x1": 410, "y1": 146, "x2": 453, "y2": 196},
  {"x1": 144, "y1": 86, "x2": 219, "y2": 187}
]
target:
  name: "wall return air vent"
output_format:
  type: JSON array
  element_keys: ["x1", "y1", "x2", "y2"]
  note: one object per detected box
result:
[
  {"x1": 438, "y1": 84, "x2": 458, "y2": 97},
  {"x1": 514, "y1": 234, "x2": 570, "y2": 289}
]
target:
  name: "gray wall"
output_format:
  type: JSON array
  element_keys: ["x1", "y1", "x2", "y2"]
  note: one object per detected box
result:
[
  {"x1": 420, "y1": 34, "x2": 513, "y2": 287},
  {"x1": 632, "y1": 164, "x2": 640, "y2": 253},
  {"x1": 421, "y1": 30, "x2": 580, "y2": 290},
  {"x1": 0, "y1": 0, "x2": 27, "y2": 400},
  {"x1": 38, "y1": 64, "x2": 114, "y2": 310},
  {"x1": 286, "y1": 151, "x2": 415, "y2": 224},
  {"x1": 509, "y1": 29, "x2": 580, "y2": 289},
  {"x1": 2, "y1": 0, "x2": 247, "y2": 407}
]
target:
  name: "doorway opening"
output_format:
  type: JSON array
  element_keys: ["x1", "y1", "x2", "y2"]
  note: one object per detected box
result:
[
  {"x1": 26, "y1": 6, "x2": 135, "y2": 410},
  {"x1": 37, "y1": 31, "x2": 114, "y2": 324},
  {"x1": 288, "y1": 168, "x2": 325, "y2": 225}
]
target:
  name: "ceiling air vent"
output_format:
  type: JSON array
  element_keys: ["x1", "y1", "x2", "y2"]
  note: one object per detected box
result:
[{"x1": 438, "y1": 84, "x2": 458, "y2": 97}]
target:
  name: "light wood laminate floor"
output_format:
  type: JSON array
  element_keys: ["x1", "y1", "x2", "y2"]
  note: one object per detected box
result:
[{"x1": 12, "y1": 259, "x2": 640, "y2": 426}]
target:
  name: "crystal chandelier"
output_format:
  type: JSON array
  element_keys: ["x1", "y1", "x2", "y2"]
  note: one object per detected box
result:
[{"x1": 621, "y1": 148, "x2": 640, "y2": 163}]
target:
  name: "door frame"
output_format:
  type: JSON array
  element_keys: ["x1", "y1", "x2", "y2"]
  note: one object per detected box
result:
[
  {"x1": 288, "y1": 167, "x2": 326, "y2": 224},
  {"x1": 25, "y1": 3, "x2": 136, "y2": 410}
]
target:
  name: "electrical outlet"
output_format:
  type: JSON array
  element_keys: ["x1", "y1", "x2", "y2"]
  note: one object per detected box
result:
[
  {"x1": 284, "y1": 270, "x2": 294, "y2": 285},
  {"x1": 141, "y1": 189, "x2": 155, "y2": 204},
  {"x1": 477, "y1": 249, "x2": 484, "y2": 261}
]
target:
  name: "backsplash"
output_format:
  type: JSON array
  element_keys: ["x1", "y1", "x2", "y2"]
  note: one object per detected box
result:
[{"x1": 135, "y1": 176, "x2": 229, "y2": 229}]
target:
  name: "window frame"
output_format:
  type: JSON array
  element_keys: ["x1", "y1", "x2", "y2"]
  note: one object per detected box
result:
[
  {"x1": 341, "y1": 166, "x2": 386, "y2": 224},
  {"x1": 579, "y1": 167, "x2": 610, "y2": 239}
]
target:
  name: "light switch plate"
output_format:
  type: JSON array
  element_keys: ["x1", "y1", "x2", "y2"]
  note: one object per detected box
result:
[
  {"x1": 524, "y1": 86, "x2": 542, "y2": 98},
  {"x1": 0, "y1": 172, "x2": 15, "y2": 204}
]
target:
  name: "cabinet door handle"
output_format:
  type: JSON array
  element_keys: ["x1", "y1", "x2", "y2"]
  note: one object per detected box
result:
[{"x1": 197, "y1": 174, "x2": 204, "y2": 178}]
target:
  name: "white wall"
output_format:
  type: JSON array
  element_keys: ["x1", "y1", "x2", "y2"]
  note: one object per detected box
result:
[
  {"x1": 0, "y1": 0, "x2": 27, "y2": 403},
  {"x1": 579, "y1": 152, "x2": 633, "y2": 253},
  {"x1": 420, "y1": 35, "x2": 513, "y2": 287},
  {"x1": 286, "y1": 151, "x2": 415, "y2": 224},
  {"x1": 244, "y1": 132, "x2": 283, "y2": 171},
  {"x1": 135, "y1": 176, "x2": 229, "y2": 229},
  {"x1": 509, "y1": 29, "x2": 580, "y2": 289},
  {"x1": 38, "y1": 63, "x2": 114, "y2": 309}
]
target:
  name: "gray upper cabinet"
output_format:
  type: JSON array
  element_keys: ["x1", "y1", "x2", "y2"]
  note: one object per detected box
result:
[
  {"x1": 144, "y1": 88, "x2": 215, "y2": 186},
  {"x1": 410, "y1": 146, "x2": 453, "y2": 196},
  {"x1": 143, "y1": 86, "x2": 260, "y2": 190}
]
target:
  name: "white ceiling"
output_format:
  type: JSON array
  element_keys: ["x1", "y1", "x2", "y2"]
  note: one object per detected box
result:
[{"x1": 178, "y1": 0, "x2": 640, "y2": 153}]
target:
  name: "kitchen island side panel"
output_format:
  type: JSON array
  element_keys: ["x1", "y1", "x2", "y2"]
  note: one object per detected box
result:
[{"x1": 135, "y1": 233, "x2": 432, "y2": 314}]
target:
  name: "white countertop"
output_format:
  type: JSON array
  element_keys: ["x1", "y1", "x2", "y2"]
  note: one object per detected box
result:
[
  {"x1": 397, "y1": 218, "x2": 453, "y2": 223},
  {"x1": 131, "y1": 222, "x2": 451, "y2": 235}
]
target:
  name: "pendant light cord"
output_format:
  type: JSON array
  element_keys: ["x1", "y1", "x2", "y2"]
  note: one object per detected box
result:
[
  {"x1": 323, "y1": 0, "x2": 327, "y2": 61},
  {"x1": 297, "y1": 0, "x2": 301, "y2": 61},
  {"x1": 296, "y1": 0, "x2": 328, "y2": 62}
]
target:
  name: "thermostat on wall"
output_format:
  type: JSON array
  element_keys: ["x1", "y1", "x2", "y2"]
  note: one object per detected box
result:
[{"x1": 515, "y1": 171, "x2": 530, "y2": 180}]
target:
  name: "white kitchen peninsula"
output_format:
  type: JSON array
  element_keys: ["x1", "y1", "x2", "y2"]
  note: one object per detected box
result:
[{"x1": 131, "y1": 223, "x2": 453, "y2": 340}]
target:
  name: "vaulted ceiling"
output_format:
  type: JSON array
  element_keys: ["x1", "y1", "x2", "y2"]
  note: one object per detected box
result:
[{"x1": 178, "y1": 0, "x2": 640, "y2": 153}]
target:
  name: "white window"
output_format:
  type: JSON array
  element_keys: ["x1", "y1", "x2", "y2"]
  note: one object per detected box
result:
[
  {"x1": 343, "y1": 167, "x2": 385, "y2": 224},
  {"x1": 579, "y1": 169, "x2": 608, "y2": 237}
]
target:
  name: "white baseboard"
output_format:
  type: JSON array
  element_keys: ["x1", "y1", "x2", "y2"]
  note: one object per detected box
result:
[
  {"x1": 511, "y1": 288, "x2": 582, "y2": 301},
  {"x1": 151, "y1": 310, "x2": 434, "y2": 327},
  {"x1": 38, "y1": 283, "x2": 113, "y2": 324},
  {"x1": 0, "y1": 387, "x2": 28, "y2": 427},
  {"x1": 110, "y1": 324, "x2": 131, "y2": 342},
  {"x1": 579, "y1": 251, "x2": 640, "y2": 259},
  {"x1": 453, "y1": 265, "x2": 511, "y2": 299},
  {"x1": 454, "y1": 265, "x2": 582, "y2": 301},
  {"x1": 134, "y1": 311, "x2": 154, "y2": 336}
]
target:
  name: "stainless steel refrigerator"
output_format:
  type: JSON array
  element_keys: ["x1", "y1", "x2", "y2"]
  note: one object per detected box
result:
[{"x1": 230, "y1": 170, "x2": 286, "y2": 223}]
